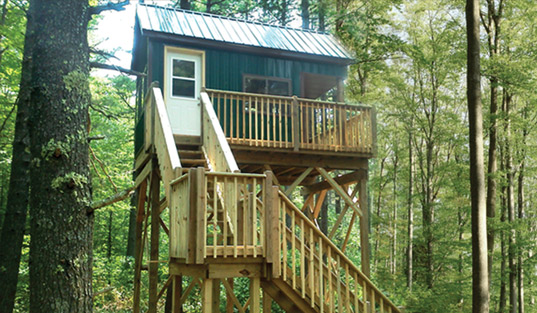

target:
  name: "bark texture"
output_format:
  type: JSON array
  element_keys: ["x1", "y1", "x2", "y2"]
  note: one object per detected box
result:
[
  {"x1": 28, "y1": 0, "x2": 93, "y2": 312},
  {"x1": 466, "y1": 0, "x2": 490, "y2": 312},
  {"x1": 0, "y1": 4, "x2": 34, "y2": 312}
]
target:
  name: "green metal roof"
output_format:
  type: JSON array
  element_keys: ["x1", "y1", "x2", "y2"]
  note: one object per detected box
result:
[{"x1": 136, "y1": 4, "x2": 353, "y2": 62}]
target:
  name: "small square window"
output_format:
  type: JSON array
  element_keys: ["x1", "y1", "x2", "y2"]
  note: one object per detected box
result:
[{"x1": 172, "y1": 78, "x2": 195, "y2": 98}]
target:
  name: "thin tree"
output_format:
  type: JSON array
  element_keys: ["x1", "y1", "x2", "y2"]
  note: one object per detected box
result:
[
  {"x1": 0, "y1": 3, "x2": 34, "y2": 312},
  {"x1": 466, "y1": 0, "x2": 489, "y2": 312}
]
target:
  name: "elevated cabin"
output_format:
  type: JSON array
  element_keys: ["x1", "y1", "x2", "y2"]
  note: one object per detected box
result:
[{"x1": 130, "y1": 4, "x2": 395, "y2": 313}]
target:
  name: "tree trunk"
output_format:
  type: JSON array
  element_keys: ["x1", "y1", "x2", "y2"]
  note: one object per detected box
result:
[
  {"x1": 28, "y1": 1, "x2": 93, "y2": 312},
  {"x1": 301, "y1": 0, "x2": 309, "y2": 29},
  {"x1": 392, "y1": 151, "x2": 398, "y2": 276},
  {"x1": 180, "y1": 0, "x2": 191, "y2": 10},
  {"x1": 504, "y1": 92, "x2": 517, "y2": 313},
  {"x1": 499, "y1": 179, "x2": 507, "y2": 313},
  {"x1": 373, "y1": 157, "x2": 387, "y2": 270},
  {"x1": 483, "y1": 0, "x2": 503, "y2": 287},
  {"x1": 516, "y1": 114, "x2": 527, "y2": 313},
  {"x1": 0, "y1": 4, "x2": 34, "y2": 312},
  {"x1": 466, "y1": 0, "x2": 490, "y2": 312},
  {"x1": 407, "y1": 127, "x2": 413, "y2": 291},
  {"x1": 318, "y1": 0, "x2": 325, "y2": 32}
]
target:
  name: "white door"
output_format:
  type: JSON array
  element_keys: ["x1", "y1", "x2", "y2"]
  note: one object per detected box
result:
[{"x1": 165, "y1": 50, "x2": 202, "y2": 136}]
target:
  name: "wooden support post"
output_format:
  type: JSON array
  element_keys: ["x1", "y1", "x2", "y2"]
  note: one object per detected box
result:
[
  {"x1": 172, "y1": 275, "x2": 183, "y2": 313},
  {"x1": 133, "y1": 180, "x2": 147, "y2": 313},
  {"x1": 212, "y1": 279, "x2": 221, "y2": 313},
  {"x1": 148, "y1": 165, "x2": 161, "y2": 313},
  {"x1": 292, "y1": 96, "x2": 300, "y2": 151},
  {"x1": 225, "y1": 278, "x2": 234, "y2": 313},
  {"x1": 250, "y1": 277, "x2": 261, "y2": 313},
  {"x1": 359, "y1": 178, "x2": 370, "y2": 277},
  {"x1": 263, "y1": 290, "x2": 272, "y2": 312},
  {"x1": 285, "y1": 167, "x2": 313, "y2": 197},
  {"x1": 195, "y1": 167, "x2": 207, "y2": 264},
  {"x1": 202, "y1": 278, "x2": 214, "y2": 313}
]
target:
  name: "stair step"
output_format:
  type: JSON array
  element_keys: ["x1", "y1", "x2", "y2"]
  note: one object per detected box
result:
[{"x1": 181, "y1": 159, "x2": 206, "y2": 165}]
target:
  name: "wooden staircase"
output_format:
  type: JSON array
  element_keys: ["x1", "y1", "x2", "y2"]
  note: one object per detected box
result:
[
  {"x1": 176, "y1": 143, "x2": 209, "y2": 170},
  {"x1": 137, "y1": 85, "x2": 400, "y2": 313}
]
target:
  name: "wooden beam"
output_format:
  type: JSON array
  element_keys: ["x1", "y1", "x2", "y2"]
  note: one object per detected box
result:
[
  {"x1": 312, "y1": 190, "x2": 327, "y2": 219},
  {"x1": 341, "y1": 212, "x2": 357, "y2": 253},
  {"x1": 148, "y1": 167, "x2": 161, "y2": 313},
  {"x1": 316, "y1": 168, "x2": 362, "y2": 217},
  {"x1": 285, "y1": 167, "x2": 313, "y2": 196},
  {"x1": 234, "y1": 150, "x2": 369, "y2": 170},
  {"x1": 134, "y1": 158, "x2": 152, "y2": 188},
  {"x1": 328, "y1": 184, "x2": 359, "y2": 239},
  {"x1": 303, "y1": 170, "x2": 366, "y2": 194},
  {"x1": 223, "y1": 279, "x2": 246, "y2": 313}
]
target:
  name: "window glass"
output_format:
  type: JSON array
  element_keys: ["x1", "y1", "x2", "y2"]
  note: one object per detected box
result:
[
  {"x1": 173, "y1": 59, "x2": 195, "y2": 78},
  {"x1": 244, "y1": 77, "x2": 266, "y2": 94},
  {"x1": 244, "y1": 75, "x2": 290, "y2": 96},
  {"x1": 172, "y1": 78, "x2": 195, "y2": 98},
  {"x1": 268, "y1": 80, "x2": 290, "y2": 96}
]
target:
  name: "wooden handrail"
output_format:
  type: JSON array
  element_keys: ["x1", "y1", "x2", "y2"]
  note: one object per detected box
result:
[
  {"x1": 200, "y1": 91, "x2": 240, "y2": 173},
  {"x1": 206, "y1": 89, "x2": 375, "y2": 154},
  {"x1": 277, "y1": 190, "x2": 401, "y2": 313},
  {"x1": 144, "y1": 85, "x2": 182, "y2": 198}
]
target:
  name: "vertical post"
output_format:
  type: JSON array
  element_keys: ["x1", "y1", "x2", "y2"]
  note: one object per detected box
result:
[
  {"x1": 202, "y1": 278, "x2": 214, "y2": 313},
  {"x1": 195, "y1": 167, "x2": 206, "y2": 264},
  {"x1": 133, "y1": 180, "x2": 147, "y2": 313},
  {"x1": 250, "y1": 277, "x2": 261, "y2": 313},
  {"x1": 292, "y1": 96, "x2": 300, "y2": 151},
  {"x1": 187, "y1": 168, "x2": 197, "y2": 264},
  {"x1": 263, "y1": 291, "x2": 272, "y2": 312},
  {"x1": 211, "y1": 279, "x2": 220, "y2": 313},
  {"x1": 148, "y1": 163, "x2": 161, "y2": 313},
  {"x1": 359, "y1": 177, "x2": 371, "y2": 277},
  {"x1": 172, "y1": 275, "x2": 183, "y2": 313}
]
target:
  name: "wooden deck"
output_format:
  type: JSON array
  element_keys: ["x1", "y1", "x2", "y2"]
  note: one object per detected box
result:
[{"x1": 206, "y1": 89, "x2": 377, "y2": 159}]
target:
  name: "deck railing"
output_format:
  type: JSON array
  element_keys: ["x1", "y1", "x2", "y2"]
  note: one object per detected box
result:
[
  {"x1": 169, "y1": 168, "x2": 271, "y2": 262},
  {"x1": 276, "y1": 191, "x2": 401, "y2": 313},
  {"x1": 168, "y1": 167, "x2": 399, "y2": 312},
  {"x1": 206, "y1": 89, "x2": 376, "y2": 154}
]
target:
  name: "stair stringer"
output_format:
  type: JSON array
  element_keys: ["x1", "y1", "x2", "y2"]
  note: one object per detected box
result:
[{"x1": 261, "y1": 278, "x2": 318, "y2": 313}]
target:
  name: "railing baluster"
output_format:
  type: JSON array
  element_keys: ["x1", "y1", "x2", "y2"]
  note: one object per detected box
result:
[
  {"x1": 255, "y1": 96, "x2": 259, "y2": 146},
  {"x1": 292, "y1": 209, "x2": 296, "y2": 290},
  {"x1": 328, "y1": 247, "x2": 333, "y2": 313},
  {"x1": 353, "y1": 272, "x2": 359, "y2": 311},
  {"x1": 282, "y1": 199, "x2": 287, "y2": 282},
  {"x1": 337, "y1": 254, "x2": 342, "y2": 312},
  {"x1": 345, "y1": 263, "x2": 351, "y2": 312},
  {"x1": 213, "y1": 175, "x2": 217, "y2": 258},
  {"x1": 319, "y1": 236, "x2": 324, "y2": 313},
  {"x1": 309, "y1": 227, "x2": 315, "y2": 307},
  {"x1": 300, "y1": 218, "x2": 305, "y2": 298},
  {"x1": 253, "y1": 178, "x2": 258, "y2": 257}
]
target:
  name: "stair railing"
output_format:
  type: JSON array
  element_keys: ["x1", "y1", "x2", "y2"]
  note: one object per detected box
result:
[
  {"x1": 169, "y1": 168, "x2": 273, "y2": 264},
  {"x1": 144, "y1": 84, "x2": 182, "y2": 197},
  {"x1": 275, "y1": 190, "x2": 401, "y2": 313},
  {"x1": 200, "y1": 90, "x2": 239, "y2": 173}
]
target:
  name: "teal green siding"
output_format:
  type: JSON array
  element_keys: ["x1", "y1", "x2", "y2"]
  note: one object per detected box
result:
[{"x1": 149, "y1": 40, "x2": 347, "y2": 96}]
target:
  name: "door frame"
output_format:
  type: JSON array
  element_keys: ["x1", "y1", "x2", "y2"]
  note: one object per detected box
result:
[{"x1": 163, "y1": 46, "x2": 206, "y2": 138}]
